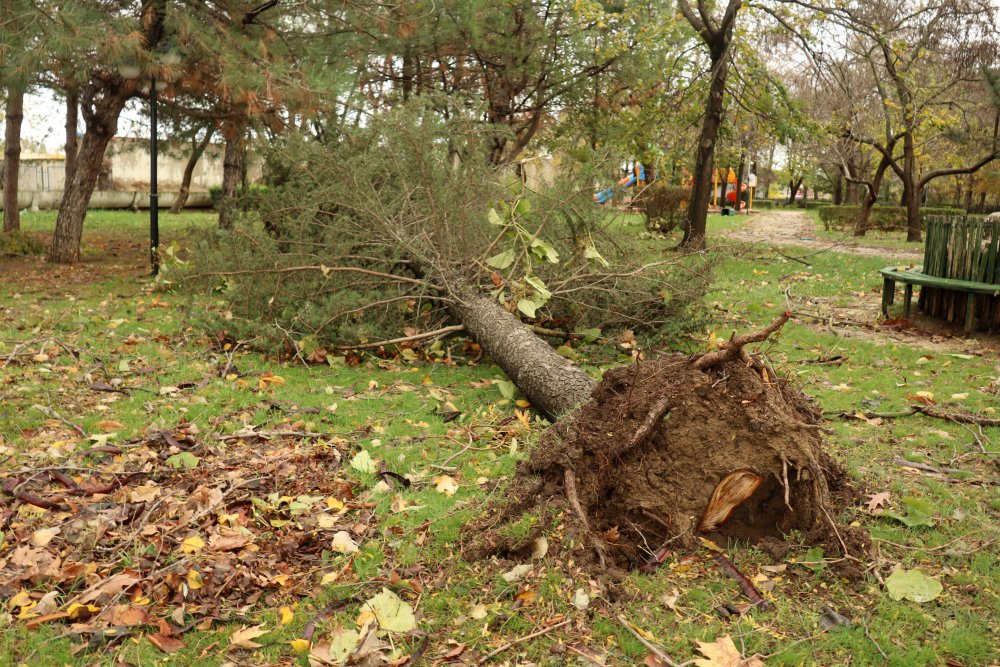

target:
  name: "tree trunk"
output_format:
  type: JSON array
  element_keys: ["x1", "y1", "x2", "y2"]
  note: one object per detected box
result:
[
  {"x1": 64, "y1": 88, "x2": 79, "y2": 190},
  {"x1": 902, "y1": 133, "x2": 921, "y2": 242},
  {"x1": 680, "y1": 49, "x2": 730, "y2": 250},
  {"x1": 962, "y1": 175, "x2": 974, "y2": 213},
  {"x1": 218, "y1": 126, "x2": 244, "y2": 229},
  {"x1": 170, "y1": 130, "x2": 213, "y2": 214},
  {"x1": 49, "y1": 86, "x2": 129, "y2": 264},
  {"x1": 832, "y1": 169, "x2": 843, "y2": 205},
  {"x1": 853, "y1": 157, "x2": 891, "y2": 237},
  {"x1": 786, "y1": 176, "x2": 802, "y2": 205},
  {"x1": 449, "y1": 288, "x2": 595, "y2": 420},
  {"x1": 3, "y1": 88, "x2": 24, "y2": 233},
  {"x1": 734, "y1": 153, "x2": 746, "y2": 212}
]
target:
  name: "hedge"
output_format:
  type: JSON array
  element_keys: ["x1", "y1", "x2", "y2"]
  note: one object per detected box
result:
[{"x1": 818, "y1": 205, "x2": 966, "y2": 230}]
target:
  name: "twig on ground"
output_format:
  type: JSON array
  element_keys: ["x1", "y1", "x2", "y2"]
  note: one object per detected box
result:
[
  {"x1": 711, "y1": 550, "x2": 770, "y2": 611},
  {"x1": 333, "y1": 325, "x2": 466, "y2": 351},
  {"x1": 893, "y1": 459, "x2": 969, "y2": 476},
  {"x1": 616, "y1": 615, "x2": 692, "y2": 667},
  {"x1": 477, "y1": 619, "x2": 571, "y2": 664},
  {"x1": 31, "y1": 404, "x2": 87, "y2": 438}
]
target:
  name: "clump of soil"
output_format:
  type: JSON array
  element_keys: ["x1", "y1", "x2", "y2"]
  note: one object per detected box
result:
[{"x1": 465, "y1": 348, "x2": 863, "y2": 573}]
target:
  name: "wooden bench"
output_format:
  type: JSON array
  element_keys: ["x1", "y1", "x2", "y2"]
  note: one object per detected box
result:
[{"x1": 879, "y1": 216, "x2": 1000, "y2": 332}]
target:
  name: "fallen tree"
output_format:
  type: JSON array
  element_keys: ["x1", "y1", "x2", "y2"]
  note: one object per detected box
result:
[
  {"x1": 185, "y1": 105, "x2": 858, "y2": 573},
  {"x1": 462, "y1": 311, "x2": 863, "y2": 574}
]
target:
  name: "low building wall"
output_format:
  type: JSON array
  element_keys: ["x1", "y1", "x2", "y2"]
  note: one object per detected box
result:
[{"x1": 0, "y1": 190, "x2": 214, "y2": 210}]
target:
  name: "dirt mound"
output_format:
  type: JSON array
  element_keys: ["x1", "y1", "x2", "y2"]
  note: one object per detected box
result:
[{"x1": 465, "y1": 348, "x2": 862, "y2": 573}]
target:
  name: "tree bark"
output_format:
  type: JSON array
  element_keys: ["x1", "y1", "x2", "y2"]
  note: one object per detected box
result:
[
  {"x1": 786, "y1": 176, "x2": 802, "y2": 205},
  {"x1": 677, "y1": 0, "x2": 741, "y2": 251},
  {"x1": 170, "y1": 130, "x2": 213, "y2": 214},
  {"x1": 218, "y1": 125, "x2": 245, "y2": 229},
  {"x1": 49, "y1": 85, "x2": 129, "y2": 264},
  {"x1": 902, "y1": 132, "x2": 922, "y2": 242},
  {"x1": 64, "y1": 88, "x2": 79, "y2": 190},
  {"x1": 3, "y1": 87, "x2": 24, "y2": 233},
  {"x1": 734, "y1": 152, "x2": 746, "y2": 212},
  {"x1": 449, "y1": 288, "x2": 596, "y2": 420},
  {"x1": 853, "y1": 156, "x2": 891, "y2": 237}
]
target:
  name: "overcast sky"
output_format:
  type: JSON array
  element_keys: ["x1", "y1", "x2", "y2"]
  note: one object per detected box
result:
[{"x1": 12, "y1": 89, "x2": 151, "y2": 153}]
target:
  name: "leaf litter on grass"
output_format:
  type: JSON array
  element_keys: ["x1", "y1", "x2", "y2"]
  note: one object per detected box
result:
[{"x1": 0, "y1": 418, "x2": 426, "y2": 659}]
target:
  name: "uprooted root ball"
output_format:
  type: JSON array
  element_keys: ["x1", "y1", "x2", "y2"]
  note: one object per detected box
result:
[{"x1": 464, "y1": 353, "x2": 863, "y2": 573}]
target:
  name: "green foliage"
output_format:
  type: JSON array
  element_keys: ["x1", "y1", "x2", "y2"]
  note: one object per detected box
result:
[
  {"x1": 818, "y1": 205, "x2": 966, "y2": 230},
  {"x1": 0, "y1": 231, "x2": 46, "y2": 256},
  {"x1": 184, "y1": 103, "x2": 709, "y2": 350}
]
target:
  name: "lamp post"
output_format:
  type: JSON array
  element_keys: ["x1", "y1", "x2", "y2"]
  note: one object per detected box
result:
[{"x1": 119, "y1": 46, "x2": 180, "y2": 276}]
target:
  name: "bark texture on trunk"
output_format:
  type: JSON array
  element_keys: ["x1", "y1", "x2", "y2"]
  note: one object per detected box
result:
[
  {"x1": 49, "y1": 85, "x2": 129, "y2": 264},
  {"x1": 218, "y1": 126, "x2": 244, "y2": 229},
  {"x1": 449, "y1": 288, "x2": 596, "y2": 420},
  {"x1": 64, "y1": 89, "x2": 79, "y2": 189},
  {"x1": 3, "y1": 88, "x2": 24, "y2": 233},
  {"x1": 677, "y1": 0, "x2": 741, "y2": 251},
  {"x1": 171, "y1": 131, "x2": 213, "y2": 214},
  {"x1": 902, "y1": 133, "x2": 922, "y2": 242}
]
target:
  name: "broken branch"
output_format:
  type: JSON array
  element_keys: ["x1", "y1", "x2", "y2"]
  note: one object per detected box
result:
[
  {"x1": 693, "y1": 311, "x2": 792, "y2": 371},
  {"x1": 711, "y1": 550, "x2": 770, "y2": 611}
]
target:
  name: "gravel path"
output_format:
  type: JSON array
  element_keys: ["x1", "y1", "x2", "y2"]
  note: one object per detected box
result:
[{"x1": 721, "y1": 210, "x2": 923, "y2": 261}]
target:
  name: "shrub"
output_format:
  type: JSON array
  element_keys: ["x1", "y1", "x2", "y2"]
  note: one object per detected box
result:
[
  {"x1": 642, "y1": 182, "x2": 689, "y2": 233},
  {"x1": 0, "y1": 231, "x2": 46, "y2": 256},
  {"x1": 818, "y1": 205, "x2": 966, "y2": 231}
]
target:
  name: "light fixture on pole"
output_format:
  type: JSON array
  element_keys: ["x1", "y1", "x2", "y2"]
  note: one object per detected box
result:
[{"x1": 118, "y1": 46, "x2": 181, "y2": 277}]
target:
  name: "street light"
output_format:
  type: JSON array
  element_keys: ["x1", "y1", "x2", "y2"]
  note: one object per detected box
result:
[{"x1": 119, "y1": 46, "x2": 181, "y2": 276}]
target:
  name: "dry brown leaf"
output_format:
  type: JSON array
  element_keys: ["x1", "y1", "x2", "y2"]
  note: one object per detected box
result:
[
  {"x1": 230, "y1": 623, "x2": 268, "y2": 650},
  {"x1": 866, "y1": 491, "x2": 890, "y2": 512},
  {"x1": 693, "y1": 635, "x2": 764, "y2": 667},
  {"x1": 148, "y1": 632, "x2": 185, "y2": 654}
]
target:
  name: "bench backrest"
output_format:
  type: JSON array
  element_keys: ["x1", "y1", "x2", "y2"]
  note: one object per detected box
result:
[{"x1": 923, "y1": 215, "x2": 1000, "y2": 285}]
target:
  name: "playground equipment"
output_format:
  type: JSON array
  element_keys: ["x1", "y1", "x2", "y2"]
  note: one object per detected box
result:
[
  {"x1": 594, "y1": 164, "x2": 646, "y2": 204},
  {"x1": 712, "y1": 167, "x2": 755, "y2": 212}
]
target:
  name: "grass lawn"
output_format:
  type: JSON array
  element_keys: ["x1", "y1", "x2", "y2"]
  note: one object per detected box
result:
[{"x1": 1, "y1": 210, "x2": 998, "y2": 666}]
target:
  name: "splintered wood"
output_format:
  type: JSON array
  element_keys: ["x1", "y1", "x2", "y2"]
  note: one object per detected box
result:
[{"x1": 698, "y1": 470, "x2": 764, "y2": 532}]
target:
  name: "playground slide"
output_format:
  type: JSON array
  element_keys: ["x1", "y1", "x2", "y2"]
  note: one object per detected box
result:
[{"x1": 594, "y1": 165, "x2": 646, "y2": 204}]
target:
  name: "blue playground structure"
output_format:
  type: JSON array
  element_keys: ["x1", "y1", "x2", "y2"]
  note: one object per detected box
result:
[{"x1": 594, "y1": 164, "x2": 646, "y2": 204}]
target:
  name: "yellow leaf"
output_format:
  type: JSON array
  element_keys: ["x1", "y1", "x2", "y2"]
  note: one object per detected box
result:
[
  {"x1": 321, "y1": 571, "x2": 342, "y2": 586},
  {"x1": 290, "y1": 638, "x2": 310, "y2": 653},
  {"x1": 187, "y1": 569, "x2": 204, "y2": 590},
  {"x1": 434, "y1": 475, "x2": 459, "y2": 496},
  {"x1": 179, "y1": 535, "x2": 205, "y2": 554},
  {"x1": 317, "y1": 514, "x2": 338, "y2": 529},
  {"x1": 693, "y1": 634, "x2": 764, "y2": 666},
  {"x1": 9, "y1": 590, "x2": 33, "y2": 609},
  {"x1": 272, "y1": 574, "x2": 291, "y2": 587},
  {"x1": 698, "y1": 537, "x2": 723, "y2": 552},
  {"x1": 66, "y1": 603, "x2": 100, "y2": 620},
  {"x1": 279, "y1": 606, "x2": 294, "y2": 625},
  {"x1": 31, "y1": 527, "x2": 60, "y2": 547}
]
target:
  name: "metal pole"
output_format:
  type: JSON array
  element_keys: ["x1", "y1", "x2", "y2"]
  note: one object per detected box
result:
[{"x1": 150, "y1": 77, "x2": 159, "y2": 276}]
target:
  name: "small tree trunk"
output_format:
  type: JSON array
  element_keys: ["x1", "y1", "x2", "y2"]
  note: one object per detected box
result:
[
  {"x1": 3, "y1": 87, "x2": 24, "y2": 233},
  {"x1": 170, "y1": 131, "x2": 213, "y2": 214},
  {"x1": 854, "y1": 157, "x2": 891, "y2": 237},
  {"x1": 218, "y1": 127, "x2": 244, "y2": 229},
  {"x1": 64, "y1": 88, "x2": 79, "y2": 189},
  {"x1": 962, "y1": 175, "x2": 974, "y2": 213},
  {"x1": 734, "y1": 153, "x2": 746, "y2": 212},
  {"x1": 449, "y1": 288, "x2": 595, "y2": 420},
  {"x1": 786, "y1": 177, "x2": 802, "y2": 205},
  {"x1": 832, "y1": 169, "x2": 843, "y2": 205},
  {"x1": 680, "y1": 49, "x2": 731, "y2": 250},
  {"x1": 49, "y1": 86, "x2": 129, "y2": 264},
  {"x1": 902, "y1": 133, "x2": 922, "y2": 242}
]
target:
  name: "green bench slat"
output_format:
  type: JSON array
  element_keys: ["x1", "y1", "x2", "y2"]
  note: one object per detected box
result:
[{"x1": 879, "y1": 267, "x2": 1000, "y2": 295}]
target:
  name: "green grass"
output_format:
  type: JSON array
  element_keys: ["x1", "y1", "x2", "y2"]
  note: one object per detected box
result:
[{"x1": 0, "y1": 210, "x2": 998, "y2": 666}]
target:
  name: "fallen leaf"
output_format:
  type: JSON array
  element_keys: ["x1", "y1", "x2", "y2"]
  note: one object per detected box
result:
[
  {"x1": 66, "y1": 603, "x2": 100, "y2": 621},
  {"x1": 31, "y1": 527, "x2": 60, "y2": 547},
  {"x1": 530, "y1": 536, "x2": 548, "y2": 559},
  {"x1": 358, "y1": 588, "x2": 417, "y2": 632},
  {"x1": 572, "y1": 588, "x2": 591, "y2": 610},
  {"x1": 502, "y1": 564, "x2": 532, "y2": 583},
  {"x1": 866, "y1": 491, "x2": 890, "y2": 512},
  {"x1": 331, "y1": 531, "x2": 359, "y2": 554},
  {"x1": 693, "y1": 634, "x2": 765, "y2": 666},
  {"x1": 279, "y1": 606, "x2": 295, "y2": 625},
  {"x1": 350, "y1": 450, "x2": 377, "y2": 474},
  {"x1": 179, "y1": 535, "x2": 206, "y2": 554},
  {"x1": 885, "y1": 569, "x2": 943, "y2": 603},
  {"x1": 434, "y1": 475, "x2": 459, "y2": 496},
  {"x1": 187, "y1": 569, "x2": 204, "y2": 590},
  {"x1": 290, "y1": 638, "x2": 311, "y2": 653},
  {"x1": 148, "y1": 633, "x2": 185, "y2": 654},
  {"x1": 230, "y1": 623, "x2": 268, "y2": 650}
]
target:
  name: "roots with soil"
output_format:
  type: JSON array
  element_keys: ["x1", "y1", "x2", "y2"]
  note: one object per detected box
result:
[{"x1": 465, "y1": 312, "x2": 865, "y2": 573}]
